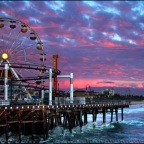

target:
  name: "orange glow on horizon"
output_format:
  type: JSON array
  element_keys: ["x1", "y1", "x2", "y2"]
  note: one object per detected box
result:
[{"x1": 57, "y1": 78, "x2": 144, "y2": 90}]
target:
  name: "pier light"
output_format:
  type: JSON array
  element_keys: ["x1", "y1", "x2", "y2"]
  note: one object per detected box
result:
[
  {"x1": 22, "y1": 106, "x2": 24, "y2": 109},
  {"x1": 16, "y1": 106, "x2": 18, "y2": 109},
  {"x1": 10, "y1": 107, "x2": 12, "y2": 109},
  {"x1": 27, "y1": 106, "x2": 29, "y2": 109},
  {"x1": 5, "y1": 107, "x2": 7, "y2": 109},
  {"x1": 1, "y1": 52, "x2": 9, "y2": 60}
]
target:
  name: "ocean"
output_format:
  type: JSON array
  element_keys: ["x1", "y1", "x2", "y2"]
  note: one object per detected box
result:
[{"x1": 0, "y1": 104, "x2": 144, "y2": 143}]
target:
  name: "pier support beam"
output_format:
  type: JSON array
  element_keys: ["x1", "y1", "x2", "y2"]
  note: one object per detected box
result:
[
  {"x1": 18, "y1": 110, "x2": 22, "y2": 143},
  {"x1": 70, "y1": 73, "x2": 73, "y2": 104},
  {"x1": 63, "y1": 112, "x2": 67, "y2": 129},
  {"x1": 4, "y1": 110, "x2": 8, "y2": 143},
  {"x1": 4, "y1": 64, "x2": 9, "y2": 100},
  {"x1": 42, "y1": 110, "x2": 46, "y2": 140},
  {"x1": 45, "y1": 113, "x2": 49, "y2": 139},
  {"x1": 110, "y1": 108, "x2": 113, "y2": 123},
  {"x1": 115, "y1": 108, "x2": 118, "y2": 122},
  {"x1": 31, "y1": 111, "x2": 34, "y2": 143},
  {"x1": 49, "y1": 68, "x2": 52, "y2": 105},
  {"x1": 102, "y1": 109, "x2": 106, "y2": 123},
  {"x1": 121, "y1": 107, "x2": 123, "y2": 121},
  {"x1": 79, "y1": 110, "x2": 83, "y2": 132},
  {"x1": 75, "y1": 114, "x2": 79, "y2": 126},
  {"x1": 41, "y1": 89, "x2": 44, "y2": 104},
  {"x1": 84, "y1": 111, "x2": 87, "y2": 124},
  {"x1": 67, "y1": 112, "x2": 72, "y2": 133},
  {"x1": 93, "y1": 110, "x2": 96, "y2": 122}
]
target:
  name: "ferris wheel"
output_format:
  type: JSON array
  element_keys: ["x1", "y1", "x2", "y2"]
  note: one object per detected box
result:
[{"x1": 0, "y1": 18, "x2": 47, "y2": 100}]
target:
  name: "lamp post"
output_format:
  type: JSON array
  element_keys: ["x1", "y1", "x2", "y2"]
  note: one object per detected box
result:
[
  {"x1": 86, "y1": 84, "x2": 91, "y2": 104},
  {"x1": 66, "y1": 91, "x2": 69, "y2": 104},
  {"x1": 10, "y1": 79, "x2": 13, "y2": 105},
  {"x1": 129, "y1": 88, "x2": 130, "y2": 96},
  {"x1": 128, "y1": 88, "x2": 130, "y2": 103},
  {"x1": 126, "y1": 88, "x2": 130, "y2": 96},
  {"x1": 126, "y1": 88, "x2": 130, "y2": 104},
  {"x1": 58, "y1": 82, "x2": 60, "y2": 105}
]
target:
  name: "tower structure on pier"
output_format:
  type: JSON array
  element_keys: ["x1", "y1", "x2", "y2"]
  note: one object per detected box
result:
[{"x1": 53, "y1": 54, "x2": 58, "y2": 96}]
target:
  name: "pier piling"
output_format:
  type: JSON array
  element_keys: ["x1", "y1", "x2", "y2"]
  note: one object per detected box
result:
[
  {"x1": 84, "y1": 111, "x2": 88, "y2": 124},
  {"x1": 110, "y1": 108, "x2": 113, "y2": 123},
  {"x1": 121, "y1": 107, "x2": 123, "y2": 121},
  {"x1": 92, "y1": 109, "x2": 96, "y2": 122},
  {"x1": 0, "y1": 101, "x2": 130, "y2": 143},
  {"x1": 102, "y1": 108, "x2": 106, "y2": 123},
  {"x1": 115, "y1": 108, "x2": 118, "y2": 122}
]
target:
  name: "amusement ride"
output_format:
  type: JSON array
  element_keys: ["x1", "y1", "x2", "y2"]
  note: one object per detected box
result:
[{"x1": 0, "y1": 18, "x2": 61, "y2": 104}]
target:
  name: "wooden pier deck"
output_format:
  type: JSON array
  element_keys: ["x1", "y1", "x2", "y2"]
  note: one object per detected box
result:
[{"x1": 0, "y1": 100, "x2": 130, "y2": 143}]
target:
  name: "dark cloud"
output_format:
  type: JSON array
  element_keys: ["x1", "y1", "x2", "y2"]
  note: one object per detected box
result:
[{"x1": 96, "y1": 81, "x2": 115, "y2": 84}]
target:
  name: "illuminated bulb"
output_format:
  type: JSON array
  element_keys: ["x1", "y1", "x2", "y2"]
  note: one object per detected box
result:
[{"x1": 2, "y1": 53, "x2": 8, "y2": 60}]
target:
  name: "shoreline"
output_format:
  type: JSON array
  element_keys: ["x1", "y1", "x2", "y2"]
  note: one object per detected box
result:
[{"x1": 130, "y1": 100, "x2": 144, "y2": 105}]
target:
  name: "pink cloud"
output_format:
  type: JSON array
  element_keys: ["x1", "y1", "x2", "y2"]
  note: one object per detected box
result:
[
  {"x1": 137, "y1": 83, "x2": 143, "y2": 88},
  {"x1": 82, "y1": 57, "x2": 89, "y2": 62}
]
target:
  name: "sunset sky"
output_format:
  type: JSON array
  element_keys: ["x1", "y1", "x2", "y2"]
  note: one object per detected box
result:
[{"x1": 1, "y1": 1, "x2": 144, "y2": 92}]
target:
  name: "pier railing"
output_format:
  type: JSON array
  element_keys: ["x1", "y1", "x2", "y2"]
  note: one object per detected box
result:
[
  {"x1": 0, "y1": 100, "x2": 10, "y2": 106},
  {"x1": 52, "y1": 99, "x2": 131, "y2": 105},
  {"x1": 0, "y1": 98, "x2": 131, "y2": 106}
]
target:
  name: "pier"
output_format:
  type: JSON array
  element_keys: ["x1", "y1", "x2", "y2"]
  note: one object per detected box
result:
[{"x1": 0, "y1": 100, "x2": 129, "y2": 143}]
